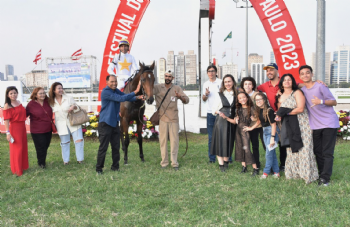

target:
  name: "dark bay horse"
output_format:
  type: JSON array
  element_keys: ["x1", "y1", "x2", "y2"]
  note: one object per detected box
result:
[{"x1": 120, "y1": 61, "x2": 155, "y2": 164}]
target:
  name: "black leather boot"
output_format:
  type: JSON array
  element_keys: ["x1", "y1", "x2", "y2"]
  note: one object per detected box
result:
[
  {"x1": 252, "y1": 168, "x2": 259, "y2": 177},
  {"x1": 224, "y1": 161, "x2": 229, "y2": 170},
  {"x1": 240, "y1": 166, "x2": 248, "y2": 174},
  {"x1": 219, "y1": 165, "x2": 226, "y2": 172}
]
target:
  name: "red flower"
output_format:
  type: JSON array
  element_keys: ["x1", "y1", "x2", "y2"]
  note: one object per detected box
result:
[
  {"x1": 338, "y1": 130, "x2": 341, "y2": 133},
  {"x1": 135, "y1": 133, "x2": 138, "y2": 137},
  {"x1": 82, "y1": 128, "x2": 87, "y2": 133}
]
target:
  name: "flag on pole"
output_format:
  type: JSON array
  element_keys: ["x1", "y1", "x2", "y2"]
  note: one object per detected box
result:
[
  {"x1": 224, "y1": 31, "x2": 232, "y2": 42},
  {"x1": 71, "y1": 48, "x2": 83, "y2": 60},
  {"x1": 33, "y1": 49, "x2": 41, "y2": 64},
  {"x1": 222, "y1": 51, "x2": 226, "y2": 58}
]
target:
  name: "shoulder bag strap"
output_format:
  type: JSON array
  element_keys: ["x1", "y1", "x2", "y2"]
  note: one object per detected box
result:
[
  {"x1": 157, "y1": 85, "x2": 173, "y2": 111},
  {"x1": 38, "y1": 102, "x2": 54, "y2": 123}
]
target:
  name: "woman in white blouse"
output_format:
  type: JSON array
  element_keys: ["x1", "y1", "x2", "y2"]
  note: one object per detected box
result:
[
  {"x1": 210, "y1": 74, "x2": 238, "y2": 172},
  {"x1": 48, "y1": 82, "x2": 84, "y2": 165}
]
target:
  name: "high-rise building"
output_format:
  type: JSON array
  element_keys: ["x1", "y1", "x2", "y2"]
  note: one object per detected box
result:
[
  {"x1": 157, "y1": 58, "x2": 166, "y2": 84},
  {"x1": 14, "y1": 75, "x2": 18, "y2": 81},
  {"x1": 331, "y1": 45, "x2": 350, "y2": 84},
  {"x1": 240, "y1": 69, "x2": 246, "y2": 81},
  {"x1": 166, "y1": 51, "x2": 175, "y2": 77},
  {"x1": 185, "y1": 50, "x2": 197, "y2": 85},
  {"x1": 25, "y1": 70, "x2": 48, "y2": 88},
  {"x1": 270, "y1": 51, "x2": 276, "y2": 64},
  {"x1": 217, "y1": 66, "x2": 222, "y2": 79},
  {"x1": 309, "y1": 52, "x2": 331, "y2": 84},
  {"x1": 248, "y1": 53, "x2": 263, "y2": 76},
  {"x1": 7, "y1": 75, "x2": 15, "y2": 81},
  {"x1": 222, "y1": 62, "x2": 238, "y2": 82},
  {"x1": 175, "y1": 51, "x2": 185, "y2": 86},
  {"x1": 0, "y1": 72, "x2": 4, "y2": 81},
  {"x1": 5, "y1": 65, "x2": 14, "y2": 80},
  {"x1": 251, "y1": 63, "x2": 266, "y2": 85}
]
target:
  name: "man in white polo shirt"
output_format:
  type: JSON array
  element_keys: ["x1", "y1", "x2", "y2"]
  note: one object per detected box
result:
[{"x1": 202, "y1": 65, "x2": 222, "y2": 163}]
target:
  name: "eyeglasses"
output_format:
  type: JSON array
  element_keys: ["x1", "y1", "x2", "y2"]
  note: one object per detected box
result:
[{"x1": 208, "y1": 70, "x2": 216, "y2": 73}]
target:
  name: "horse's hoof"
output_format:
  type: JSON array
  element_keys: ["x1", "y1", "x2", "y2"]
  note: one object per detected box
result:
[
  {"x1": 124, "y1": 161, "x2": 128, "y2": 165},
  {"x1": 141, "y1": 158, "x2": 145, "y2": 162}
]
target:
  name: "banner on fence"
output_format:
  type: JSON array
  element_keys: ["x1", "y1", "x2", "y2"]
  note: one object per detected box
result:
[
  {"x1": 97, "y1": 0, "x2": 150, "y2": 111},
  {"x1": 251, "y1": 0, "x2": 305, "y2": 83}
]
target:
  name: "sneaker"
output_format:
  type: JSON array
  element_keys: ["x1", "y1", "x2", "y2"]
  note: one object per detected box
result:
[
  {"x1": 318, "y1": 178, "x2": 330, "y2": 186},
  {"x1": 260, "y1": 173, "x2": 268, "y2": 179},
  {"x1": 273, "y1": 173, "x2": 280, "y2": 178}
]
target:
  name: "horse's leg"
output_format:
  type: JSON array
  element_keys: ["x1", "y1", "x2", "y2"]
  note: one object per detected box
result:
[
  {"x1": 137, "y1": 121, "x2": 144, "y2": 162},
  {"x1": 120, "y1": 118, "x2": 130, "y2": 165}
]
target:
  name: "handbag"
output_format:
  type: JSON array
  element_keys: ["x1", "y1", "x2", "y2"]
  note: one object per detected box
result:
[
  {"x1": 68, "y1": 105, "x2": 90, "y2": 126},
  {"x1": 150, "y1": 86, "x2": 173, "y2": 125},
  {"x1": 39, "y1": 101, "x2": 57, "y2": 133}
]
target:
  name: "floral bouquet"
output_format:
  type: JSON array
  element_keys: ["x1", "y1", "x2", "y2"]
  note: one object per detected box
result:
[
  {"x1": 128, "y1": 115, "x2": 159, "y2": 139},
  {"x1": 82, "y1": 111, "x2": 99, "y2": 137},
  {"x1": 83, "y1": 113, "x2": 159, "y2": 139},
  {"x1": 336, "y1": 110, "x2": 350, "y2": 140}
]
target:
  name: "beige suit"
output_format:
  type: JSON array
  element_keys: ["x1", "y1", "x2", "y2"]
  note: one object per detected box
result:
[{"x1": 153, "y1": 84, "x2": 189, "y2": 167}]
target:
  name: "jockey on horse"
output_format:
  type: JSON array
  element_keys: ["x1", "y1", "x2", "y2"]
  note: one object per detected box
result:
[{"x1": 107, "y1": 39, "x2": 138, "y2": 92}]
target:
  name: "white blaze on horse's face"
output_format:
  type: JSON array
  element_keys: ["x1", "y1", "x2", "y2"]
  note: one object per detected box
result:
[{"x1": 148, "y1": 74, "x2": 151, "y2": 79}]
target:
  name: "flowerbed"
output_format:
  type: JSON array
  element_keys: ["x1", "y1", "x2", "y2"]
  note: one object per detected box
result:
[
  {"x1": 82, "y1": 112, "x2": 158, "y2": 139},
  {"x1": 337, "y1": 110, "x2": 350, "y2": 140}
]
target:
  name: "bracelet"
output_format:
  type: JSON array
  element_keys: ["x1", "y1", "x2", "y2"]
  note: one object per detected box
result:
[
  {"x1": 6, "y1": 132, "x2": 10, "y2": 135},
  {"x1": 320, "y1": 99, "x2": 323, "y2": 104},
  {"x1": 271, "y1": 135, "x2": 275, "y2": 137}
]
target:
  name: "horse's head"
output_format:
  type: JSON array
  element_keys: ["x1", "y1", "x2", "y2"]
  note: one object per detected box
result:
[{"x1": 139, "y1": 61, "x2": 155, "y2": 105}]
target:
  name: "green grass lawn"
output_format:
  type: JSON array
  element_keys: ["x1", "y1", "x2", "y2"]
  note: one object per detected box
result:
[{"x1": 1, "y1": 133, "x2": 350, "y2": 226}]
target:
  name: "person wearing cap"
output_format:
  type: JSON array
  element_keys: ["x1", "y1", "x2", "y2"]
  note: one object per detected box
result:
[
  {"x1": 257, "y1": 63, "x2": 287, "y2": 171},
  {"x1": 153, "y1": 71, "x2": 189, "y2": 171},
  {"x1": 107, "y1": 39, "x2": 138, "y2": 91}
]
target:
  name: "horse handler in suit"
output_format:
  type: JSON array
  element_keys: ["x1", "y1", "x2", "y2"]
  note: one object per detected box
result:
[
  {"x1": 153, "y1": 70, "x2": 189, "y2": 171},
  {"x1": 96, "y1": 75, "x2": 144, "y2": 174}
]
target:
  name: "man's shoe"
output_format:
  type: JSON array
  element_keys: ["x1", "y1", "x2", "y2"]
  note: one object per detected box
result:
[
  {"x1": 229, "y1": 160, "x2": 233, "y2": 164},
  {"x1": 208, "y1": 161, "x2": 215, "y2": 164},
  {"x1": 39, "y1": 164, "x2": 46, "y2": 169},
  {"x1": 174, "y1": 167, "x2": 179, "y2": 171},
  {"x1": 96, "y1": 170, "x2": 103, "y2": 175},
  {"x1": 111, "y1": 167, "x2": 119, "y2": 172},
  {"x1": 318, "y1": 178, "x2": 330, "y2": 186},
  {"x1": 279, "y1": 166, "x2": 285, "y2": 172}
]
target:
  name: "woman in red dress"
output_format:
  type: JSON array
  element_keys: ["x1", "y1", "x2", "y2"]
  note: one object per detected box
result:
[{"x1": 3, "y1": 86, "x2": 29, "y2": 176}]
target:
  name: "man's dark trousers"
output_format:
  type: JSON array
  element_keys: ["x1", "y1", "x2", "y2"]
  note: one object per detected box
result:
[
  {"x1": 96, "y1": 122, "x2": 121, "y2": 172},
  {"x1": 313, "y1": 128, "x2": 337, "y2": 182}
]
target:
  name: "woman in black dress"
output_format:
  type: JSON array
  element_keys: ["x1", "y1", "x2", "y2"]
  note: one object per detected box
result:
[{"x1": 210, "y1": 74, "x2": 238, "y2": 172}]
